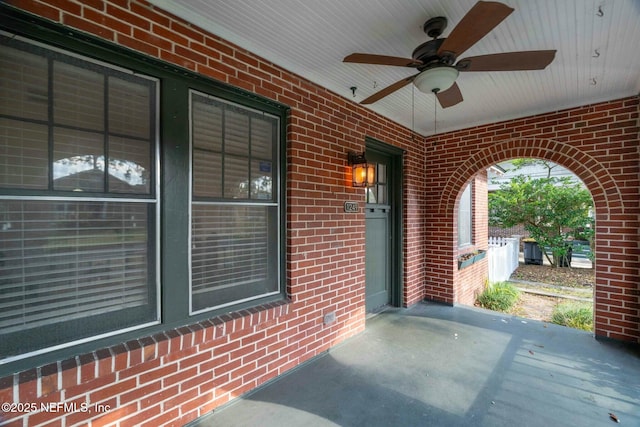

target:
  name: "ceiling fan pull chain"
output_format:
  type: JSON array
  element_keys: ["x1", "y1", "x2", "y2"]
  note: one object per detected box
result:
[
  {"x1": 411, "y1": 84, "x2": 415, "y2": 139},
  {"x1": 434, "y1": 93, "x2": 437, "y2": 136}
]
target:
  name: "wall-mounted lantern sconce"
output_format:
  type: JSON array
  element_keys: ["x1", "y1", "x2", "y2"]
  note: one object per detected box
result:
[{"x1": 348, "y1": 151, "x2": 375, "y2": 187}]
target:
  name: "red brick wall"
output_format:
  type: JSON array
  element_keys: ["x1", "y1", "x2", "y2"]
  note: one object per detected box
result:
[
  {"x1": 489, "y1": 224, "x2": 529, "y2": 240},
  {"x1": 403, "y1": 138, "x2": 428, "y2": 306},
  {"x1": 0, "y1": 1, "x2": 427, "y2": 425},
  {"x1": 424, "y1": 97, "x2": 640, "y2": 342},
  {"x1": 455, "y1": 172, "x2": 490, "y2": 306},
  {"x1": 1, "y1": 1, "x2": 638, "y2": 426}
]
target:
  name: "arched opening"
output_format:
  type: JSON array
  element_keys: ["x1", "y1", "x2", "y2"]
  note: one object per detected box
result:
[
  {"x1": 439, "y1": 138, "x2": 626, "y2": 339},
  {"x1": 486, "y1": 159, "x2": 594, "y2": 326}
]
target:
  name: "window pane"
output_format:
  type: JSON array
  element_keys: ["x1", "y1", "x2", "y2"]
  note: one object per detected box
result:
[
  {"x1": 191, "y1": 204, "x2": 278, "y2": 311},
  {"x1": 193, "y1": 150, "x2": 222, "y2": 198},
  {"x1": 224, "y1": 109, "x2": 249, "y2": 156},
  {"x1": 251, "y1": 117, "x2": 273, "y2": 159},
  {"x1": 251, "y1": 160, "x2": 272, "y2": 200},
  {"x1": 377, "y1": 163, "x2": 386, "y2": 184},
  {"x1": 0, "y1": 118, "x2": 48, "y2": 189},
  {"x1": 192, "y1": 98, "x2": 222, "y2": 153},
  {"x1": 0, "y1": 200, "x2": 151, "y2": 334},
  {"x1": 366, "y1": 187, "x2": 376, "y2": 204},
  {"x1": 0, "y1": 33, "x2": 158, "y2": 360},
  {"x1": 224, "y1": 155, "x2": 248, "y2": 199},
  {"x1": 0, "y1": 44, "x2": 48, "y2": 121},
  {"x1": 458, "y1": 184, "x2": 472, "y2": 246},
  {"x1": 108, "y1": 136, "x2": 151, "y2": 194},
  {"x1": 377, "y1": 183, "x2": 387, "y2": 205},
  {"x1": 109, "y1": 76, "x2": 151, "y2": 139},
  {"x1": 190, "y1": 90, "x2": 281, "y2": 314},
  {"x1": 53, "y1": 128, "x2": 105, "y2": 192},
  {"x1": 53, "y1": 61, "x2": 104, "y2": 131}
]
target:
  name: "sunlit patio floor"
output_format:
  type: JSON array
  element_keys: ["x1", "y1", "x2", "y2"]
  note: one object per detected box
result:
[{"x1": 191, "y1": 302, "x2": 640, "y2": 427}]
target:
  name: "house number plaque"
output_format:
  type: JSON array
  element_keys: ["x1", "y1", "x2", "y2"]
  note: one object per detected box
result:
[{"x1": 344, "y1": 201, "x2": 359, "y2": 213}]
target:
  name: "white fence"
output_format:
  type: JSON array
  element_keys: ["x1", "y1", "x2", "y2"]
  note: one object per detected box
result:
[{"x1": 487, "y1": 237, "x2": 520, "y2": 283}]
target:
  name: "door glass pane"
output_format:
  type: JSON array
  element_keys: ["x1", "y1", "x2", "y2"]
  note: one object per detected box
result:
[
  {"x1": 365, "y1": 162, "x2": 387, "y2": 205},
  {"x1": 377, "y1": 183, "x2": 387, "y2": 205},
  {"x1": 377, "y1": 164, "x2": 386, "y2": 184},
  {"x1": 366, "y1": 187, "x2": 376, "y2": 204}
]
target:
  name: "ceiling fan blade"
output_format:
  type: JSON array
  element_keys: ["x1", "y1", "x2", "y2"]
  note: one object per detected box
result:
[
  {"x1": 361, "y1": 75, "x2": 418, "y2": 104},
  {"x1": 343, "y1": 53, "x2": 422, "y2": 67},
  {"x1": 436, "y1": 82, "x2": 463, "y2": 108},
  {"x1": 457, "y1": 50, "x2": 557, "y2": 71},
  {"x1": 437, "y1": 1, "x2": 514, "y2": 58}
]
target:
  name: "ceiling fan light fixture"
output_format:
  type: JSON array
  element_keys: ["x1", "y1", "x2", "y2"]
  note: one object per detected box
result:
[{"x1": 413, "y1": 66, "x2": 459, "y2": 94}]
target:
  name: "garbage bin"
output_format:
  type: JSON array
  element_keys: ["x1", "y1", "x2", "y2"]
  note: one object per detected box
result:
[
  {"x1": 524, "y1": 241, "x2": 543, "y2": 265},
  {"x1": 556, "y1": 243, "x2": 572, "y2": 267}
]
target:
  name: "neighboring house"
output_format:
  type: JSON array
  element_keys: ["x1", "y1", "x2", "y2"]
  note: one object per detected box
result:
[
  {"x1": 0, "y1": 2, "x2": 637, "y2": 426},
  {"x1": 488, "y1": 160, "x2": 583, "y2": 191}
]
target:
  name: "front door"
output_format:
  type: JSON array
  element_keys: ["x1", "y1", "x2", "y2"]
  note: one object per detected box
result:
[{"x1": 365, "y1": 150, "x2": 392, "y2": 311}]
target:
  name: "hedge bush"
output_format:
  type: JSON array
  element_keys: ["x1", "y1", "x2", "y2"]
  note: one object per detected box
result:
[
  {"x1": 551, "y1": 302, "x2": 593, "y2": 331},
  {"x1": 477, "y1": 282, "x2": 520, "y2": 312}
]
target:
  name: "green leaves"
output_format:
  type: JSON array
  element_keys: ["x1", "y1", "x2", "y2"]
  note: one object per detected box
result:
[
  {"x1": 489, "y1": 169, "x2": 593, "y2": 267},
  {"x1": 477, "y1": 282, "x2": 520, "y2": 312}
]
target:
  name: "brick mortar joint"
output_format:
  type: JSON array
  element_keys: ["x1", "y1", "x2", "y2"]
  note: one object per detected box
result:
[{"x1": 0, "y1": 300, "x2": 292, "y2": 396}]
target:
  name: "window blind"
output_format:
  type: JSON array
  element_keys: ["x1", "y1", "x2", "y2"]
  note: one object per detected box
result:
[
  {"x1": 0, "y1": 200, "x2": 150, "y2": 333},
  {"x1": 190, "y1": 92, "x2": 280, "y2": 313},
  {"x1": 191, "y1": 204, "x2": 277, "y2": 311},
  {"x1": 0, "y1": 34, "x2": 158, "y2": 359}
]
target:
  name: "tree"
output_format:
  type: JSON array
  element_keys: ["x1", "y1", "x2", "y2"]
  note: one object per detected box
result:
[
  {"x1": 510, "y1": 158, "x2": 558, "y2": 178},
  {"x1": 489, "y1": 174, "x2": 593, "y2": 267}
]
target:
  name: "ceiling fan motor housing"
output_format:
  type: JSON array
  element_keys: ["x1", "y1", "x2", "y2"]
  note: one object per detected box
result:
[
  {"x1": 412, "y1": 38, "x2": 448, "y2": 67},
  {"x1": 344, "y1": 2, "x2": 556, "y2": 108},
  {"x1": 423, "y1": 16, "x2": 447, "y2": 38}
]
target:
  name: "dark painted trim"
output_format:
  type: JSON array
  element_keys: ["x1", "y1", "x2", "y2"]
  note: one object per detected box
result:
[
  {"x1": 365, "y1": 137, "x2": 405, "y2": 308},
  {"x1": 0, "y1": 4, "x2": 290, "y2": 376}
]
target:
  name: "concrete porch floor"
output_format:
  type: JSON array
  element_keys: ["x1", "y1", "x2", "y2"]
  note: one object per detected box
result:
[{"x1": 191, "y1": 302, "x2": 640, "y2": 427}]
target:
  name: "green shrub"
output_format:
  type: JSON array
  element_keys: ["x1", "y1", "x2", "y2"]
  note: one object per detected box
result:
[
  {"x1": 477, "y1": 282, "x2": 520, "y2": 312},
  {"x1": 551, "y1": 302, "x2": 593, "y2": 331}
]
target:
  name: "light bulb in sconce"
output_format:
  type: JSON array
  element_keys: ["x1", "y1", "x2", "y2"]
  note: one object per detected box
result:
[{"x1": 347, "y1": 151, "x2": 375, "y2": 187}]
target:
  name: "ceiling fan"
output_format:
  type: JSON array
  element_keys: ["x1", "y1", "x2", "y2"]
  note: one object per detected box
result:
[{"x1": 343, "y1": 1, "x2": 556, "y2": 108}]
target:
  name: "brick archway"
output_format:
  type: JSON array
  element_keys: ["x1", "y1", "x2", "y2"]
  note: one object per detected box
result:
[
  {"x1": 439, "y1": 139, "x2": 622, "y2": 217},
  {"x1": 424, "y1": 97, "x2": 639, "y2": 342},
  {"x1": 440, "y1": 139, "x2": 630, "y2": 340}
]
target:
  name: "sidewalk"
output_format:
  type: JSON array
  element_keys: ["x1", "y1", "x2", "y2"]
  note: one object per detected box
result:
[{"x1": 518, "y1": 252, "x2": 592, "y2": 269}]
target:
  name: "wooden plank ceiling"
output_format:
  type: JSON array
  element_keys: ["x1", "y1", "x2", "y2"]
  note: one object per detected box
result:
[{"x1": 149, "y1": 0, "x2": 640, "y2": 136}]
